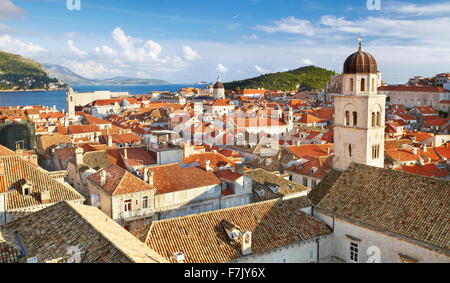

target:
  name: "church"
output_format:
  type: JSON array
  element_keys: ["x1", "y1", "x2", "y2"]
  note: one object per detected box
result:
[{"x1": 333, "y1": 39, "x2": 385, "y2": 171}]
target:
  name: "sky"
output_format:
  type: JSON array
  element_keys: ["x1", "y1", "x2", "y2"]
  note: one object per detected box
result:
[{"x1": 0, "y1": 0, "x2": 449, "y2": 84}]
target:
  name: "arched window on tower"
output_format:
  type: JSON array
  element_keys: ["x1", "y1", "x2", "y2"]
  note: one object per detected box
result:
[
  {"x1": 371, "y1": 112, "x2": 376, "y2": 127},
  {"x1": 371, "y1": 78, "x2": 375, "y2": 92},
  {"x1": 361, "y1": 78, "x2": 366, "y2": 92},
  {"x1": 350, "y1": 78, "x2": 354, "y2": 92},
  {"x1": 348, "y1": 144, "x2": 353, "y2": 158},
  {"x1": 345, "y1": 111, "x2": 350, "y2": 126},
  {"x1": 376, "y1": 112, "x2": 381, "y2": 126},
  {"x1": 352, "y1": 111, "x2": 358, "y2": 126}
]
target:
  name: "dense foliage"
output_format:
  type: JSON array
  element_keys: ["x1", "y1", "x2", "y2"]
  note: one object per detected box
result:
[
  {"x1": 224, "y1": 65, "x2": 336, "y2": 92},
  {"x1": 0, "y1": 51, "x2": 64, "y2": 90}
]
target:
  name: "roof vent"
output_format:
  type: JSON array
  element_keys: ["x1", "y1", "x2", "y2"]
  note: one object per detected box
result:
[
  {"x1": 265, "y1": 182, "x2": 279, "y2": 194},
  {"x1": 39, "y1": 190, "x2": 51, "y2": 204},
  {"x1": 173, "y1": 252, "x2": 185, "y2": 263},
  {"x1": 255, "y1": 188, "x2": 265, "y2": 197},
  {"x1": 20, "y1": 180, "x2": 33, "y2": 196},
  {"x1": 221, "y1": 220, "x2": 241, "y2": 241}
]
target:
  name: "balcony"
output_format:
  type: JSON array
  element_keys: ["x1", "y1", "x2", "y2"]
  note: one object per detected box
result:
[{"x1": 120, "y1": 208, "x2": 155, "y2": 221}]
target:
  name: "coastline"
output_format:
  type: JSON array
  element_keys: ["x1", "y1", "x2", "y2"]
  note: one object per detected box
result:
[{"x1": 0, "y1": 88, "x2": 66, "y2": 93}]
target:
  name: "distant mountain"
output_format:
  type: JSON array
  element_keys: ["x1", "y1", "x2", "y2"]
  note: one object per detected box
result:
[
  {"x1": 98, "y1": 76, "x2": 169, "y2": 85},
  {"x1": 224, "y1": 65, "x2": 337, "y2": 92},
  {"x1": 42, "y1": 64, "x2": 170, "y2": 86},
  {"x1": 42, "y1": 63, "x2": 94, "y2": 85},
  {"x1": 0, "y1": 51, "x2": 66, "y2": 91}
]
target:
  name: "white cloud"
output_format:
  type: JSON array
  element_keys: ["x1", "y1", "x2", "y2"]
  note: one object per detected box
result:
[
  {"x1": 181, "y1": 46, "x2": 200, "y2": 61},
  {"x1": 242, "y1": 34, "x2": 259, "y2": 40},
  {"x1": 217, "y1": 63, "x2": 228, "y2": 73},
  {"x1": 255, "y1": 16, "x2": 315, "y2": 36},
  {"x1": 95, "y1": 45, "x2": 118, "y2": 58},
  {"x1": 68, "y1": 60, "x2": 121, "y2": 79},
  {"x1": 0, "y1": 0, "x2": 24, "y2": 20},
  {"x1": 67, "y1": 40, "x2": 87, "y2": 57},
  {"x1": 391, "y1": 2, "x2": 450, "y2": 15},
  {"x1": 301, "y1": 58, "x2": 314, "y2": 65},
  {"x1": 0, "y1": 35, "x2": 45, "y2": 55},
  {"x1": 112, "y1": 27, "x2": 162, "y2": 62},
  {"x1": 254, "y1": 65, "x2": 270, "y2": 74}
]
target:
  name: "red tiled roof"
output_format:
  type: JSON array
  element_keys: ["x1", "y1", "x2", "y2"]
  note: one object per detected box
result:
[
  {"x1": 88, "y1": 165, "x2": 154, "y2": 196},
  {"x1": 400, "y1": 163, "x2": 448, "y2": 178},
  {"x1": 379, "y1": 86, "x2": 448, "y2": 93},
  {"x1": 287, "y1": 144, "x2": 333, "y2": 159},
  {"x1": 215, "y1": 170, "x2": 243, "y2": 181},
  {"x1": 145, "y1": 163, "x2": 221, "y2": 194}
]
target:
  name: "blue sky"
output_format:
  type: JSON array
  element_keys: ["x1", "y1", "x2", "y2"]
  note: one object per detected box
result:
[{"x1": 1, "y1": 0, "x2": 450, "y2": 84}]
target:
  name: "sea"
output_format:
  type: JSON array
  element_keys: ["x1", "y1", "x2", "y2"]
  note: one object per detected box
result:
[{"x1": 0, "y1": 84, "x2": 207, "y2": 110}]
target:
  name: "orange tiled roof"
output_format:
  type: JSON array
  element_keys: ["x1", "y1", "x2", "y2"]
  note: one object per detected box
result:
[
  {"x1": 287, "y1": 144, "x2": 333, "y2": 159},
  {"x1": 399, "y1": 163, "x2": 448, "y2": 178},
  {"x1": 88, "y1": 165, "x2": 154, "y2": 196},
  {"x1": 379, "y1": 86, "x2": 448, "y2": 93},
  {"x1": 145, "y1": 163, "x2": 221, "y2": 194},
  {"x1": 135, "y1": 197, "x2": 330, "y2": 263},
  {"x1": 0, "y1": 156, "x2": 84, "y2": 209}
]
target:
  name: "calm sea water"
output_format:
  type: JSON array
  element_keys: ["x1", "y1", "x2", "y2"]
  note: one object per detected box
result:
[{"x1": 0, "y1": 84, "x2": 207, "y2": 110}]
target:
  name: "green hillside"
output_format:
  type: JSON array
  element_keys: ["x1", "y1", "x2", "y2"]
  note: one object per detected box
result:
[
  {"x1": 0, "y1": 51, "x2": 66, "y2": 90},
  {"x1": 224, "y1": 65, "x2": 336, "y2": 92}
]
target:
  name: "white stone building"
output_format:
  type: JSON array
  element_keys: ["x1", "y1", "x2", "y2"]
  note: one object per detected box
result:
[{"x1": 333, "y1": 41, "x2": 386, "y2": 171}]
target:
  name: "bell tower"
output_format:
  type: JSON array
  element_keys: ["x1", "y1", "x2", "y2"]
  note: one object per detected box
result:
[
  {"x1": 213, "y1": 76, "x2": 225, "y2": 100},
  {"x1": 333, "y1": 39, "x2": 386, "y2": 171},
  {"x1": 66, "y1": 87, "x2": 75, "y2": 119}
]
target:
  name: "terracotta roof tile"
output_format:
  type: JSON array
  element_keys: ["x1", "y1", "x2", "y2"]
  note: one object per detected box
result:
[
  {"x1": 316, "y1": 163, "x2": 450, "y2": 252},
  {"x1": 136, "y1": 197, "x2": 330, "y2": 263}
]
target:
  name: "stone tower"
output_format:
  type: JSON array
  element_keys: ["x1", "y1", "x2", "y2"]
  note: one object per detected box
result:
[
  {"x1": 66, "y1": 87, "x2": 75, "y2": 119},
  {"x1": 333, "y1": 39, "x2": 386, "y2": 171},
  {"x1": 213, "y1": 76, "x2": 225, "y2": 100}
]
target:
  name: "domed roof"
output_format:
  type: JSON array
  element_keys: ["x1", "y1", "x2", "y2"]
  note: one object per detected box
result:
[
  {"x1": 213, "y1": 76, "x2": 224, "y2": 89},
  {"x1": 120, "y1": 99, "x2": 131, "y2": 107},
  {"x1": 343, "y1": 42, "x2": 378, "y2": 74},
  {"x1": 213, "y1": 81, "x2": 224, "y2": 89}
]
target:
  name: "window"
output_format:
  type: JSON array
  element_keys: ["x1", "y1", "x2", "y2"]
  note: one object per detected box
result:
[
  {"x1": 142, "y1": 196, "x2": 148, "y2": 209},
  {"x1": 371, "y1": 78, "x2": 375, "y2": 91},
  {"x1": 348, "y1": 144, "x2": 353, "y2": 158},
  {"x1": 360, "y1": 78, "x2": 366, "y2": 92},
  {"x1": 376, "y1": 112, "x2": 381, "y2": 126},
  {"x1": 352, "y1": 111, "x2": 358, "y2": 126},
  {"x1": 349, "y1": 78, "x2": 354, "y2": 92},
  {"x1": 372, "y1": 145, "x2": 380, "y2": 159},
  {"x1": 123, "y1": 199, "x2": 132, "y2": 212},
  {"x1": 371, "y1": 112, "x2": 376, "y2": 127},
  {"x1": 303, "y1": 177, "x2": 308, "y2": 187},
  {"x1": 350, "y1": 242, "x2": 359, "y2": 262},
  {"x1": 345, "y1": 111, "x2": 350, "y2": 126}
]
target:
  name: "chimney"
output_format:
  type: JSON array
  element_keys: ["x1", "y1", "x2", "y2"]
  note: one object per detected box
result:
[
  {"x1": 327, "y1": 147, "x2": 331, "y2": 155},
  {"x1": 412, "y1": 148, "x2": 418, "y2": 155},
  {"x1": 123, "y1": 148, "x2": 128, "y2": 160},
  {"x1": 173, "y1": 252, "x2": 185, "y2": 263},
  {"x1": 241, "y1": 231, "x2": 252, "y2": 256},
  {"x1": 107, "y1": 135, "x2": 113, "y2": 147},
  {"x1": 423, "y1": 144, "x2": 427, "y2": 152},
  {"x1": 0, "y1": 159, "x2": 4, "y2": 177},
  {"x1": 39, "y1": 190, "x2": 51, "y2": 204},
  {"x1": 235, "y1": 162, "x2": 244, "y2": 174},
  {"x1": 205, "y1": 160, "x2": 213, "y2": 172},
  {"x1": 147, "y1": 171, "x2": 154, "y2": 186},
  {"x1": 143, "y1": 167, "x2": 149, "y2": 182},
  {"x1": 75, "y1": 147, "x2": 83, "y2": 165},
  {"x1": 100, "y1": 170, "x2": 107, "y2": 187}
]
